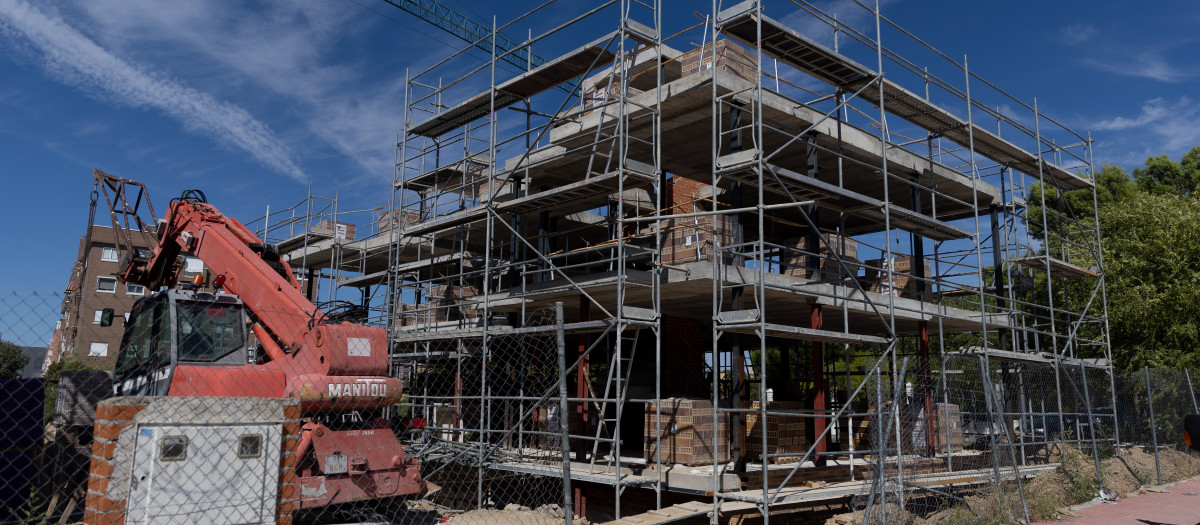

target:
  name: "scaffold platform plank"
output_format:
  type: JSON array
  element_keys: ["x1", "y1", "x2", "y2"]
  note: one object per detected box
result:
[
  {"x1": 871, "y1": 204, "x2": 971, "y2": 241},
  {"x1": 603, "y1": 502, "x2": 714, "y2": 525},
  {"x1": 488, "y1": 460, "x2": 657, "y2": 487},
  {"x1": 400, "y1": 205, "x2": 487, "y2": 237},
  {"x1": 338, "y1": 252, "x2": 472, "y2": 288},
  {"x1": 718, "y1": 151, "x2": 969, "y2": 241},
  {"x1": 410, "y1": 33, "x2": 618, "y2": 137},
  {"x1": 338, "y1": 270, "x2": 387, "y2": 288},
  {"x1": 392, "y1": 319, "x2": 632, "y2": 343},
  {"x1": 600, "y1": 462, "x2": 1058, "y2": 524},
  {"x1": 1014, "y1": 255, "x2": 1098, "y2": 279},
  {"x1": 716, "y1": 320, "x2": 890, "y2": 345},
  {"x1": 851, "y1": 79, "x2": 1092, "y2": 191},
  {"x1": 398, "y1": 156, "x2": 491, "y2": 190},
  {"x1": 716, "y1": 7, "x2": 1092, "y2": 191},
  {"x1": 718, "y1": 3, "x2": 871, "y2": 88},
  {"x1": 497, "y1": 170, "x2": 626, "y2": 215},
  {"x1": 949, "y1": 347, "x2": 1108, "y2": 369},
  {"x1": 400, "y1": 168, "x2": 638, "y2": 236}
]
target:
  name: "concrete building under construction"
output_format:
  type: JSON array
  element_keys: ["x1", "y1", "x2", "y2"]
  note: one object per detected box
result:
[{"x1": 260, "y1": 1, "x2": 1113, "y2": 522}]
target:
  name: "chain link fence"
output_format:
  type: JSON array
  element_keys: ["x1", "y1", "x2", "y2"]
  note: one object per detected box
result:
[{"x1": 5, "y1": 290, "x2": 1200, "y2": 524}]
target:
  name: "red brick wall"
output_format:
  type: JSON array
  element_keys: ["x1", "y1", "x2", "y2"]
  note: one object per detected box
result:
[
  {"x1": 668, "y1": 175, "x2": 711, "y2": 210},
  {"x1": 83, "y1": 400, "x2": 301, "y2": 525},
  {"x1": 279, "y1": 404, "x2": 301, "y2": 525},
  {"x1": 85, "y1": 402, "x2": 141, "y2": 525}
]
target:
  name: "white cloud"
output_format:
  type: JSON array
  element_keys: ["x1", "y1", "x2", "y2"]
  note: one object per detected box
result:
[
  {"x1": 1093, "y1": 97, "x2": 1200, "y2": 156},
  {"x1": 1084, "y1": 53, "x2": 1193, "y2": 83},
  {"x1": 1060, "y1": 23, "x2": 1095, "y2": 45},
  {"x1": 0, "y1": 0, "x2": 307, "y2": 182},
  {"x1": 72, "y1": 0, "x2": 408, "y2": 180}
]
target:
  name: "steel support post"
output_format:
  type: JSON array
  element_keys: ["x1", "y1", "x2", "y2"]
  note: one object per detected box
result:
[
  {"x1": 574, "y1": 294, "x2": 588, "y2": 519},
  {"x1": 918, "y1": 321, "x2": 933, "y2": 456},
  {"x1": 556, "y1": 302, "x2": 574, "y2": 525},
  {"x1": 808, "y1": 305, "x2": 827, "y2": 466},
  {"x1": 1146, "y1": 366, "x2": 1162, "y2": 484}
]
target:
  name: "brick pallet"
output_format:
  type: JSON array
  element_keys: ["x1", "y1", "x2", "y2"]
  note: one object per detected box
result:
[
  {"x1": 861, "y1": 255, "x2": 934, "y2": 299},
  {"x1": 644, "y1": 398, "x2": 730, "y2": 466},
  {"x1": 679, "y1": 39, "x2": 757, "y2": 83},
  {"x1": 661, "y1": 214, "x2": 734, "y2": 265},
  {"x1": 743, "y1": 400, "x2": 811, "y2": 463},
  {"x1": 779, "y1": 233, "x2": 859, "y2": 281}
]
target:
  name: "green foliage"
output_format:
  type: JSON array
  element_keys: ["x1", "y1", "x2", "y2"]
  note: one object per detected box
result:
[
  {"x1": 1063, "y1": 449, "x2": 1100, "y2": 503},
  {"x1": 13, "y1": 484, "x2": 46, "y2": 524},
  {"x1": 0, "y1": 334, "x2": 30, "y2": 379},
  {"x1": 1027, "y1": 163, "x2": 1137, "y2": 238},
  {"x1": 1023, "y1": 148, "x2": 1200, "y2": 371},
  {"x1": 1101, "y1": 192, "x2": 1200, "y2": 370},
  {"x1": 1133, "y1": 151, "x2": 1199, "y2": 196}
]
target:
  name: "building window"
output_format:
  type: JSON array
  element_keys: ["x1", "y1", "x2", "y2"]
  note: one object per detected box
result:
[
  {"x1": 126, "y1": 283, "x2": 145, "y2": 296},
  {"x1": 96, "y1": 276, "x2": 116, "y2": 293},
  {"x1": 97, "y1": 277, "x2": 117, "y2": 293},
  {"x1": 89, "y1": 342, "x2": 108, "y2": 356},
  {"x1": 93, "y1": 310, "x2": 104, "y2": 324},
  {"x1": 101, "y1": 246, "x2": 119, "y2": 262}
]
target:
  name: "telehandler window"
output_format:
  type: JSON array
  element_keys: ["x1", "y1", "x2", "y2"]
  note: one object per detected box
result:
[{"x1": 177, "y1": 301, "x2": 244, "y2": 362}]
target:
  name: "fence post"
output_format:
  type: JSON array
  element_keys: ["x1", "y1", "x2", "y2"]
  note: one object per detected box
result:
[
  {"x1": 1186, "y1": 369, "x2": 1199, "y2": 414},
  {"x1": 1144, "y1": 366, "x2": 1162, "y2": 485},
  {"x1": 555, "y1": 302, "x2": 574, "y2": 525}
]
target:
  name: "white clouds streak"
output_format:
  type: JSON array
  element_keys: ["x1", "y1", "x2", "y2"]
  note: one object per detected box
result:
[
  {"x1": 1085, "y1": 54, "x2": 1193, "y2": 83},
  {"x1": 0, "y1": 0, "x2": 307, "y2": 182},
  {"x1": 76, "y1": 0, "x2": 404, "y2": 180},
  {"x1": 1094, "y1": 97, "x2": 1200, "y2": 155}
]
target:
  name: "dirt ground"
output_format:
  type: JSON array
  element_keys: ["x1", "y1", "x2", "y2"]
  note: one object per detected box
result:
[
  {"x1": 444, "y1": 508, "x2": 568, "y2": 525},
  {"x1": 825, "y1": 447, "x2": 1200, "y2": 525}
]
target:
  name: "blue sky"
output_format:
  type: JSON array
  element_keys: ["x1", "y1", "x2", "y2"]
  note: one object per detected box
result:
[{"x1": 0, "y1": 0, "x2": 1196, "y2": 298}]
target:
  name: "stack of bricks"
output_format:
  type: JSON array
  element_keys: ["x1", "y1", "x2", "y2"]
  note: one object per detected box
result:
[
  {"x1": 743, "y1": 400, "x2": 810, "y2": 463},
  {"x1": 660, "y1": 176, "x2": 738, "y2": 265},
  {"x1": 377, "y1": 209, "x2": 419, "y2": 234},
  {"x1": 861, "y1": 255, "x2": 934, "y2": 300},
  {"x1": 929, "y1": 403, "x2": 964, "y2": 453},
  {"x1": 779, "y1": 233, "x2": 859, "y2": 281},
  {"x1": 398, "y1": 284, "x2": 479, "y2": 326},
  {"x1": 83, "y1": 397, "x2": 302, "y2": 525},
  {"x1": 582, "y1": 81, "x2": 644, "y2": 117},
  {"x1": 644, "y1": 398, "x2": 730, "y2": 466},
  {"x1": 679, "y1": 39, "x2": 758, "y2": 83},
  {"x1": 839, "y1": 415, "x2": 873, "y2": 451},
  {"x1": 661, "y1": 214, "x2": 734, "y2": 265}
]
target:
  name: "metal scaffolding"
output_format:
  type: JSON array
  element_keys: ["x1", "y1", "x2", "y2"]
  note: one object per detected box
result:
[{"x1": 276, "y1": 1, "x2": 1115, "y2": 522}]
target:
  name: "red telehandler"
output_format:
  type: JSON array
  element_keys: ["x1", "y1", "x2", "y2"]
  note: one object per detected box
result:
[{"x1": 98, "y1": 172, "x2": 422, "y2": 509}]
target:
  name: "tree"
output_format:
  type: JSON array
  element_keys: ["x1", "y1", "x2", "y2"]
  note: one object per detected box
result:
[
  {"x1": 1099, "y1": 192, "x2": 1200, "y2": 370},
  {"x1": 1026, "y1": 163, "x2": 1137, "y2": 239},
  {"x1": 0, "y1": 335, "x2": 30, "y2": 379},
  {"x1": 1132, "y1": 154, "x2": 1196, "y2": 197}
]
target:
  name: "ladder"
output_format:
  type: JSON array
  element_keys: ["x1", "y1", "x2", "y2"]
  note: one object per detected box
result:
[
  {"x1": 583, "y1": 58, "x2": 628, "y2": 180},
  {"x1": 589, "y1": 328, "x2": 641, "y2": 472}
]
